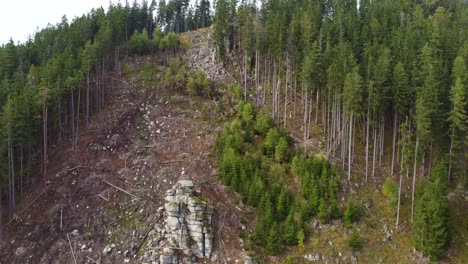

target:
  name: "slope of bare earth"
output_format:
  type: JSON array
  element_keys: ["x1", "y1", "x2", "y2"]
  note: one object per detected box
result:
[{"x1": 0, "y1": 55, "x2": 248, "y2": 264}]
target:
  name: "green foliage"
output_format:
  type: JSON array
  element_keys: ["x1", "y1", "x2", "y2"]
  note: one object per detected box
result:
[
  {"x1": 297, "y1": 229, "x2": 305, "y2": 250},
  {"x1": 255, "y1": 111, "x2": 274, "y2": 135},
  {"x1": 128, "y1": 29, "x2": 150, "y2": 54},
  {"x1": 347, "y1": 228, "x2": 363, "y2": 251},
  {"x1": 382, "y1": 178, "x2": 399, "y2": 215},
  {"x1": 187, "y1": 69, "x2": 212, "y2": 97},
  {"x1": 274, "y1": 137, "x2": 290, "y2": 163},
  {"x1": 318, "y1": 198, "x2": 330, "y2": 224},
  {"x1": 263, "y1": 128, "x2": 280, "y2": 155},
  {"x1": 266, "y1": 223, "x2": 282, "y2": 255},
  {"x1": 413, "y1": 160, "x2": 450, "y2": 261},
  {"x1": 343, "y1": 198, "x2": 362, "y2": 228},
  {"x1": 285, "y1": 209, "x2": 297, "y2": 245},
  {"x1": 216, "y1": 100, "x2": 342, "y2": 255},
  {"x1": 329, "y1": 197, "x2": 342, "y2": 219}
]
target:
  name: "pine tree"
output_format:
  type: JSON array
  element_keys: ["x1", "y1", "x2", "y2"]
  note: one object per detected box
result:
[
  {"x1": 413, "y1": 160, "x2": 450, "y2": 261},
  {"x1": 213, "y1": 0, "x2": 229, "y2": 60},
  {"x1": 266, "y1": 222, "x2": 281, "y2": 255},
  {"x1": 447, "y1": 56, "x2": 467, "y2": 181},
  {"x1": 285, "y1": 208, "x2": 297, "y2": 245},
  {"x1": 318, "y1": 198, "x2": 329, "y2": 224}
]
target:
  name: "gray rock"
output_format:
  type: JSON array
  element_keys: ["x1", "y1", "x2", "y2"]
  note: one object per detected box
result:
[
  {"x1": 152, "y1": 179, "x2": 213, "y2": 261},
  {"x1": 102, "y1": 246, "x2": 112, "y2": 255}
]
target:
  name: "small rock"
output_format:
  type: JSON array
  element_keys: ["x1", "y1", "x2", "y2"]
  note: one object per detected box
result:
[
  {"x1": 71, "y1": 229, "x2": 79, "y2": 236},
  {"x1": 102, "y1": 246, "x2": 112, "y2": 255}
]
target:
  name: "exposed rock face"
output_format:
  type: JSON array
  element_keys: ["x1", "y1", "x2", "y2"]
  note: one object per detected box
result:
[
  {"x1": 155, "y1": 179, "x2": 213, "y2": 263},
  {"x1": 186, "y1": 28, "x2": 236, "y2": 84}
]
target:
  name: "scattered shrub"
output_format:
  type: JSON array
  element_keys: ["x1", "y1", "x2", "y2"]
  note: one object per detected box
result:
[
  {"x1": 343, "y1": 198, "x2": 362, "y2": 228},
  {"x1": 382, "y1": 177, "x2": 399, "y2": 215},
  {"x1": 347, "y1": 228, "x2": 362, "y2": 251}
]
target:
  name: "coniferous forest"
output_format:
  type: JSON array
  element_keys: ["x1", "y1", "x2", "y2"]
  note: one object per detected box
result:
[
  {"x1": 212, "y1": 0, "x2": 466, "y2": 260},
  {"x1": 0, "y1": 0, "x2": 211, "y2": 246},
  {"x1": 0, "y1": 0, "x2": 467, "y2": 262}
]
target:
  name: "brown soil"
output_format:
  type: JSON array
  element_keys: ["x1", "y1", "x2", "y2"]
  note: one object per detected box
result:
[{"x1": 0, "y1": 56, "x2": 245, "y2": 264}]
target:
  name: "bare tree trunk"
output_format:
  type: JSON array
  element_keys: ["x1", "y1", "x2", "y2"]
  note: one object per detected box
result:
[
  {"x1": 20, "y1": 145, "x2": 23, "y2": 200},
  {"x1": 8, "y1": 134, "x2": 13, "y2": 221},
  {"x1": 366, "y1": 103, "x2": 370, "y2": 182},
  {"x1": 11, "y1": 143, "x2": 14, "y2": 210},
  {"x1": 71, "y1": 89, "x2": 75, "y2": 139},
  {"x1": 293, "y1": 73, "x2": 297, "y2": 119},
  {"x1": 304, "y1": 85, "x2": 308, "y2": 152},
  {"x1": 315, "y1": 90, "x2": 319, "y2": 124},
  {"x1": 396, "y1": 167, "x2": 406, "y2": 228},
  {"x1": 244, "y1": 53, "x2": 247, "y2": 101},
  {"x1": 307, "y1": 90, "x2": 313, "y2": 139},
  {"x1": 391, "y1": 112, "x2": 398, "y2": 176},
  {"x1": 421, "y1": 156, "x2": 425, "y2": 178},
  {"x1": 448, "y1": 131, "x2": 454, "y2": 181},
  {"x1": 411, "y1": 138, "x2": 419, "y2": 223},
  {"x1": 86, "y1": 72, "x2": 90, "y2": 128},
  {"x1": 348, "y1": 111, "x2": 354, "y2": 181},
  {"x1": 75, "y1": 88, "x2": 81, "y2": 147},
  {"x1": 372, "y1": 128, "x2": 377, "y2": 178},
  {"x1": 43, "y1": 91, "x2": 48, "y2": 179},
  {"x1": 0, "y1": 185, "x2": 2, "y2": 247},
  {"x1": 272, "y1": 62, "x2": 276, "y2": 119},
  {"x1": 255, "y1": 49, "x2": 259, "y2": 106},
  {"x1": 284, "y1": 61, "x2": 288, "y2": 128}
]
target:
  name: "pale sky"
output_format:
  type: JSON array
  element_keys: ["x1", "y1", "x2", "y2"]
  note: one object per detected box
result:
[{"x1": 0, "y1": 0, "x2": 137, "y2": 45}]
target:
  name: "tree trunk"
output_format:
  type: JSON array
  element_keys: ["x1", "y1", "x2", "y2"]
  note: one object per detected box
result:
[
  {"x1": 20, "y1": 145, "x2": 23, "y2": 200},
  {"x1": 255, "y1": 49, "x2": 259, "y2": 106},
  {"x1": 396, "y1": 167, "x2": 406, "y2": 228},
  {"x1": 315, "y1": 89, "x2": 319, "y2": 124},
  {"x1": 391, "y1": 112, "x2": 398, "y2": 176},
  {"x1": 0, "y1": 185, "x2": 2, "y2": 247},
  {"x1": 284, "y1": 61, "x2": 288, "y2": 128},
  {"x1": 244, "y1": 53, "x2": 247, "y2": 101},
  {"x1": 448, "y1": 131, "x2": 454, "y2": 181},
  {"x1": 71, "y1": 89, "x2": 75, "y2": 139},
  {"x1": 75, "y1": 88, "x2": 81, "y2": 147},
  {"x1": 372, "y1": 128, "x2": 377, "y2": 178},
  {"x1": 8, "y1": 134, "x2": 13, "y2": 221},
  {"x1": 43, "y1": 94, "x2": 48, "y2": 179},
  {"x1": 307, "y1": 90, "x2": 313, "y2": 139},
  {"x1": 411, "y1": 137, "x2": 419, "y2": 223},
  {"x1": 366, "y1": 104, "x2": 370, "y2": 182},
  {"x1": 86, "y1": 72, "x2": 90, "y2": 128},
  {"x1": 303, "y1": 85, "x2": 308, "y2": 152},
  {"x1": 348, "y1": 111, "x2": 354, "y2": 181}
]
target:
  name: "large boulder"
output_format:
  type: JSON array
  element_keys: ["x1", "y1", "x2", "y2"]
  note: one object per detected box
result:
[{"x1": 149, "y1": 179, "x2": 213, "y2": 263}]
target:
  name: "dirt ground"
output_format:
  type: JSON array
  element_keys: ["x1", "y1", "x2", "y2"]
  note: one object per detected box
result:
[{"x1": 0, "y1": 56, "x2": 247, "y2": 264}]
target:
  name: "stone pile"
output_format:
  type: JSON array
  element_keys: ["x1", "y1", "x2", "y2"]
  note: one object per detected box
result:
[{"x1": 186, "y1": 29, "x2": 236, "y2": 83}]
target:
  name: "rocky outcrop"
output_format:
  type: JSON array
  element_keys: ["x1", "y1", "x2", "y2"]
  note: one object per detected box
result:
[
  {"x1": 186, "y1": 28, "x2": 236, "y2": 84},
  {"x1": 145, "y1": 179, "x2": 213, "y2": 264}
]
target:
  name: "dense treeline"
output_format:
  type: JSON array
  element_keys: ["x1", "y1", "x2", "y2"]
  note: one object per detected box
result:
[
  {"x1": 216, "y1": 100, "x2": 356, "y2": 255},
  {"x1": 214, "y1": 0, "x2": 465, "y2": 260},
  {"x1": 0, "y1": 0, "x2": 213, "y2": 243}
]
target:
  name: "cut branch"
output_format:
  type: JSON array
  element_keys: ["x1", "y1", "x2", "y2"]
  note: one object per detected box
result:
[{"x1": 103, "y1": 180, "x2": 139, "y2": 199}]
